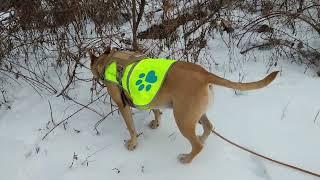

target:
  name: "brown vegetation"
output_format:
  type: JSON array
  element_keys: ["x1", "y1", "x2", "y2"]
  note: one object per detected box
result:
[{"x1": 0, "y1": 0, "x2": 319, "y2": 105}]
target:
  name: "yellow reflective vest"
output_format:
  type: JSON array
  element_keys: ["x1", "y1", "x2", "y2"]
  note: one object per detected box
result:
[{"x1": 104, "y1": 58, "x2": 176, "y2": 109}]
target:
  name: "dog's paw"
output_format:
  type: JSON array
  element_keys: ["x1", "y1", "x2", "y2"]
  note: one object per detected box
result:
[
  {"x1": 178, "y1": 154, "x2": 193, "y2": 164},
  {"x1": 148, "y1": 120, "x2": 159, "y2": 129},
  {"x1": 125, "y1": 139, "x2": 137, "y2": 151}
]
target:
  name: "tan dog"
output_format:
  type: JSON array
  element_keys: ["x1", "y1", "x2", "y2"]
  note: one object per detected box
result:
[{"x1": 88, "y1": 49, "x2": 278, "y2": 164}]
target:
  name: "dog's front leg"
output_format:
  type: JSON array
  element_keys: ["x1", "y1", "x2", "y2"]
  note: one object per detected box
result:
[
  {"x1": 119, "y1": 105, "x2": 137, "y2": 150},
  {"x1": 107, "y1": 84, "x2": 137, "y2": 150}
]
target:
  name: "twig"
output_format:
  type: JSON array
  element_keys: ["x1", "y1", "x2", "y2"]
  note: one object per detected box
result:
[
  {"x1": 240, "y1": 42, "x2": 273, "y2": 54},
  {"x1": 281, "y1": 101, "x2": 291, "y2": 120},
  {"x1": 313, "y1": 110, "x2": 320, "y2": 123},
  {"x1": 63, "y1": 122, "x2": 68, "y2": 130},
  {"x1": 66, "y1": 95, "x2": 104, "y2": 117},
  {"x1": 2, "y1": 59, "x2": 58, "y2": 93},
  {"x1": 69, "y1": 152, "x2": 78, "y2": 168},
  {"x1": 42, "y1": 93, "x2": 106, "y2": 140},
  {"x1": 94, "y1": 108, "x2": 120, "y2": 133},
  {"x1": 0, "y1": 90, "x2": 8, "y2": 103},
  {"x1": 81, "y1": 144, "x2": 110, "y2": 166},
  {"x1": 56, "y1": 62, "x2": 78, "y2": 97},
  {"x1": 48, "y1": 100, "x2": 56, "y2": 126}
]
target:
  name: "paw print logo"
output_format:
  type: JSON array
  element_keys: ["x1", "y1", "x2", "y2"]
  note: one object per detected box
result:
[{"x1": 135, "y1": 70, "x2": 158, "y2": 92}]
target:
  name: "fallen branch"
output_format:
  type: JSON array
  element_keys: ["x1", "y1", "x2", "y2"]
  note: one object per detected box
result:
[
  {"x1": 66, "y1": 94, "x2": 104, "y2": 117},
  {"x1": 42, "y1": 93, "x2": 106, "y2": 140}
]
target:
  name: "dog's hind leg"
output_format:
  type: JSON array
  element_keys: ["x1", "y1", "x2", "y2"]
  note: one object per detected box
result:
[
  {"x1": 198, "y1": 114, "x2": 213, "y2": 144},
  {"x1": 149, "y1": 109, "x2": 161, "y2": 129},
  {"x1": 172, "y1": 85, "x2": 210, "y2": 163},
  {"x1": 173, "y1": 105, "x2": 204, "y2": 164},
  {"x1": 107, "y1": 84, "x2": 137, "y2": 151}
]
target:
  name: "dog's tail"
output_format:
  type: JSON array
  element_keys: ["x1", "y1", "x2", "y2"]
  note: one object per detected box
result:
[{"x1": 206, "y1": 71, "x2": 279, "y2": 91}]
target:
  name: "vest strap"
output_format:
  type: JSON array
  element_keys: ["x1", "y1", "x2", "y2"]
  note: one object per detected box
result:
[{"x1": 116, "y1": 63, "x2": 134, "y2": 107}]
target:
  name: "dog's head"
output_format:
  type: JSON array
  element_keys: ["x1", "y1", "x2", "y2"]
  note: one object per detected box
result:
[
  {"x1": 87, "y1": 47, "x2": 112, "y2": 80},
  {"x1": 86, "y1": 49, "x2": 99, "y2": 80}
]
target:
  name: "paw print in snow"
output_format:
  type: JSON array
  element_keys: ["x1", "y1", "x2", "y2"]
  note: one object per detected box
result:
[{"x1": 135, "y1": 70, "x2": 158, "y2": 91}]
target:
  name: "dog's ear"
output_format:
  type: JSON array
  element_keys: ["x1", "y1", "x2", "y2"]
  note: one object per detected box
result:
[
  {"x1": 103, "y1": 46, "x2": 111, "y2": 54},
  {"x1": 86, "y1": 49, "x2": 98, "y2": 63}
]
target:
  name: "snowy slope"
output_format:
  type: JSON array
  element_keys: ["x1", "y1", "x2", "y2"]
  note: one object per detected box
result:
[{"x1": 1, "y1": 39, "x2": 320, "y2": 180}]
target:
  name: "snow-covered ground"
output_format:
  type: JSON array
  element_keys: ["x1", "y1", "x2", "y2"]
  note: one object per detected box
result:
[{"x1": 1, "y1": 36, "x2": 320, "y2": 180}]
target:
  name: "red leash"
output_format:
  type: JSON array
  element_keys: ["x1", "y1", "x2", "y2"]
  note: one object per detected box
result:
[{"x1": 212, "y1": 130, "x2": 320, "y2": 178}]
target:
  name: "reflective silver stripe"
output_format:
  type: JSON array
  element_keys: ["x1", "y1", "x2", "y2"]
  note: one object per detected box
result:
[{"x1": 126, "y1": 61, "x2": 141, "y2": 95}]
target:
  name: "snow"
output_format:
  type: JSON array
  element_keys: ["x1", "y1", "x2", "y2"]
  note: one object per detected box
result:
[
  {"x1": 0, "y1": 12, "x2": 10, "y2": 21},
  {"x1": 0, "y1": 11, "x2": 14, "y2": 23},
  {"x1": 1, "y1": 37, "x2": 320, "y2": 180}
]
